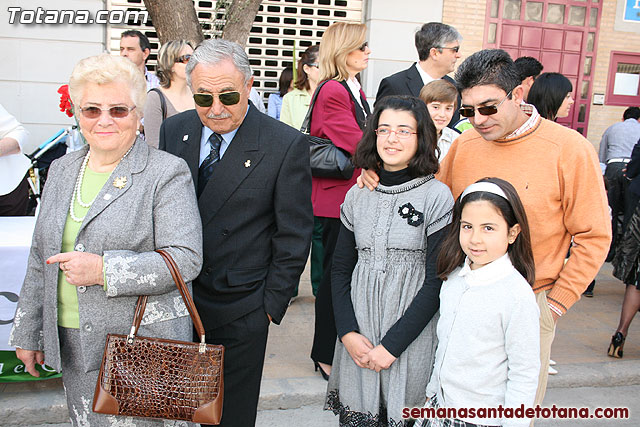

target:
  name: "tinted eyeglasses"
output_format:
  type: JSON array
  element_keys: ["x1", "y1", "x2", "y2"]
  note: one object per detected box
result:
[
  {"x1": 437, "y1": 45, "x2": 460, "y2": 53},
  {"x1": 193, "y1": 92, "x2": 241, "y2": 107},
  {"x1": 458, "y1": 91, "x2": 512, "y2": 118},
  {"x1": 175, "y1": 54, "x2": 192, "y2": 64},
  {"x1": 375, "y1": 127, "x2": 417, "y2": 139},
  {"x1": 79, "y1": 106, "x2": 136, "y2": 119},
  {"x1": 358, "y1": 41, "x2": 369, "y2": 52}
]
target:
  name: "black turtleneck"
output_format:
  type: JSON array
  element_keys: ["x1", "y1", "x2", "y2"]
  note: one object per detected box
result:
[{"x1": 378, "y1": 167, "x2": 413, "y2": 186}]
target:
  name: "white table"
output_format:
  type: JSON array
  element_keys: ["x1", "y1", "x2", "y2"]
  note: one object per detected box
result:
[{"x1": 0, "y1": 216, "x2": 36, "y2": 351}]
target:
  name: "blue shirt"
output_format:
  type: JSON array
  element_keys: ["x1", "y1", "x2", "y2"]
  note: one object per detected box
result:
[
  {"x1": 199, "y1": 105, "x2": 249, "y2": 166},
  {"x1": 267, "y1": 93, "x2": 284, "y2": 120},
  {"x1": 598, "y1": 118, "x2": 640, "y2": 163}
]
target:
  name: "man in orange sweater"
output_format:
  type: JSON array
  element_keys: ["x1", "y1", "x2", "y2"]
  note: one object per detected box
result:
[{"x1": 360, "y1": 49, "x2": 611, "y2": 410}]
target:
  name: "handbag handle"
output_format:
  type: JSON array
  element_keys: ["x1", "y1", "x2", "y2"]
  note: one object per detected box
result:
[
  {"x1": 126, "y1": 250, "x2": 207, "y2": 350},
  {"x1": 300, "y1": 80, "x2": 330, "y2": 135}
]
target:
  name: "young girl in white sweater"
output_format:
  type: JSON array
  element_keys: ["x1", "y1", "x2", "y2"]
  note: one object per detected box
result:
[{"x1": 418, "y1": 177, "x2": 540, "y2": 427}]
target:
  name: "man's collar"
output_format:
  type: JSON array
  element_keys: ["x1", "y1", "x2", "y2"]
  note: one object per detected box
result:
[
  {"x1": 500, "y1": 103, "x2": 541, "y2": 141},
  {"x1": 416, "y1": 61, "x2": 441, "y2": 81}
]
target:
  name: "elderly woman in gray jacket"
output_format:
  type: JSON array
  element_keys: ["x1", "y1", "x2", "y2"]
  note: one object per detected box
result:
[{"x1": 9, "y1": 54, "x2": 203, "y2": 426}]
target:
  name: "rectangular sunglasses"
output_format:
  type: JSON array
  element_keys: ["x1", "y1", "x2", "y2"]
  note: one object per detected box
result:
[
  {"x1": 79, "y1": 106, "x2": 136, "y2": 119},
  {"x1": 193, "y1": 92, "x2": 241, "y2": 107},
  {"x1": 458, "y1": 90, "x2": 512, "y2": 118}
]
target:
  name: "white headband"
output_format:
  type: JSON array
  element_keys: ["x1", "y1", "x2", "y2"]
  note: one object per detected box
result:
[{"x1": 460, "y1": 182, "x2": 508, "y2": 201}]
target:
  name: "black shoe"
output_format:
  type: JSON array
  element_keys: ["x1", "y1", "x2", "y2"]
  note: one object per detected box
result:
[
  {"x1": 314, "y1": 361, "x2": 330, "y2": 381},
  {"x1": 583, "y1": 290, "x2": 594, "y2": 297},
  {"x1": 608, "y1": 332, "x2": 625, "y2": 358}
]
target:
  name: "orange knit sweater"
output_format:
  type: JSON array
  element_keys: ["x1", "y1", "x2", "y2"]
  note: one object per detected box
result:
[{"x1": 437, "y1": 118, "x2": 611, "y2": 315}]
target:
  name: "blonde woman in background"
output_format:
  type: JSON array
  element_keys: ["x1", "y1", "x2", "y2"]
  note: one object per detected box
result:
[
  {"x1": 143, "y1": 39, "x2": 195, "y2": 148},
  {"x1": 309, "y1": 22, "x2": 371, "y2": 381}
]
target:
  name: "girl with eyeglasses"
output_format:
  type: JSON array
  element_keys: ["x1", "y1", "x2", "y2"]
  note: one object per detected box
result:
[
  {"x1": 326, "y1": 95, "x2": 453, "y2": 426},
  {"x1": 310, "y1": 21, "x2": 372, "y2": 383},
  {"x1": 143, "y1": 39, "x2": 195, "y2": 148}
]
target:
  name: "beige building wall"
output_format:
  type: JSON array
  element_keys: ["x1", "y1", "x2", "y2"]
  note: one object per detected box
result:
[
  {"x1": 443, "y1": 0, "x2": 486, "y2": 66},
  {"x1": 587, "y1": 0, "x2": 640, "y2": 147}
]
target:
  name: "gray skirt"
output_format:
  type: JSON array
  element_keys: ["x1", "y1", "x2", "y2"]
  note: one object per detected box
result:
[{"x1": 59, "y1": 327, "x2": 194, "y2": 427}]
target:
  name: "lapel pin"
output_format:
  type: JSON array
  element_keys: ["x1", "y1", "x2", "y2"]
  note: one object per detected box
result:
[
  {"x1": 183, "y1": 135, "x2": 189, "y2": 141},
  {"x1": 113, "y1": 176, "x2": 127, "y2": 189},
  {"x1": 244, "y1": 160, "x2": 251, "y2": 168},
  {"x1": 103, "y1": 194, "x2": 112, "y2": 200}
]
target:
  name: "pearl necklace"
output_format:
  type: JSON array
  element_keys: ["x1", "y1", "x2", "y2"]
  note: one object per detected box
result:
[{"x1": 69, "y1": 144, "x2": 134, "y2": 223}]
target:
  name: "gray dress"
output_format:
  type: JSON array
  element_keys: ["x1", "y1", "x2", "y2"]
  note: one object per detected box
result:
[{"x1": 326, "y1": 176, "x2": 453, "y2": 426}]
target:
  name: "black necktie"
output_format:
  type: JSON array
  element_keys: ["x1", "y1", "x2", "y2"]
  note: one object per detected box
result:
[{"x1": 197, "y1": 132, "x2": 223, "y2": 197}]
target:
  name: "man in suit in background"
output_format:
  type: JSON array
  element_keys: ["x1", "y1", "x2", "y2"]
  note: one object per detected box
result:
[
  {"x1": 375, "y1": 22, "x2": 462, "y2": 128},
  {"x1": 159, "y1": 39, "x2": 313, "y2": 427}
]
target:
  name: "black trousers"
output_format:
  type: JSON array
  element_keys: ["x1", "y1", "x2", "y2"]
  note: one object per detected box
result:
[
  {"x1": 0, "y1": 175, "x2": 29, "y2": 216},
  {"x1": 201, "y1": 306, "x2": 270, "y2": 427},
  {"x1": 310, "y1": 216, "x2": 341, "y2": 365},
  {"x1": 605, "y1": 161, "x2": 629, "y2": 259}
]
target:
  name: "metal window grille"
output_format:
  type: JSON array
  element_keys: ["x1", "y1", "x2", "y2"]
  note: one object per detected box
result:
[{"x1": 109, "y1": 0, "x2": 362, "y2": 105}]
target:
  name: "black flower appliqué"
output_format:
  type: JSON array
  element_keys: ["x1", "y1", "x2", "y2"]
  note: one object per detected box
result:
[{"x1": 398, "y1": 202, "x2": 424, "y2": 227}]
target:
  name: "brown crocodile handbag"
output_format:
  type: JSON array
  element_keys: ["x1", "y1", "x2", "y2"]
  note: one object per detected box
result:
[{"x1": 92, "y1": 249, "x2": 224, "y2": 424}]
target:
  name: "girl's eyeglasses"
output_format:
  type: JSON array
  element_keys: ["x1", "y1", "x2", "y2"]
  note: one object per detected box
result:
[
  {"x1": 358, "y1": 41, "x2": 369, "y2": 52},
  {"x1": 458, "y1": 90, "x2": 512, "y2": 118},
  {"x1": 375, "y1": 127, "x2": 417, "y2": 139},
  {"x1": 78, "y1": 106, "x2": 136, "y2": 119},
  {"x1": 175, "y1": 54, "x2": 192, "y2": 64},
  {"x1": 193, "y1": 92, "x2": 241, "y2": 107}
]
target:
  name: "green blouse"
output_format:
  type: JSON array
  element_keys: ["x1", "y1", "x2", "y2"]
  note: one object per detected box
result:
[
  {"x1": 280, "y1": 88, "x2": 312, "y2": 130},
  {"x1": 57, "y1": 166, "x2": 111, "y2": 328}
]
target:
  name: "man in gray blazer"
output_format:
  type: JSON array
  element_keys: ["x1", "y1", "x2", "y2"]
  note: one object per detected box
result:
[
  {"x1": 159, "y1": 39, "x2": 313, "y2": 427},
  {"x1": 375, "y1": 22, "x2": 462, "y2": 128}
]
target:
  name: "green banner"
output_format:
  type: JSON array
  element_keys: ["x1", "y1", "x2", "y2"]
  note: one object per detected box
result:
[{"x1": 0, "y1": 350, "x2": 61, "y2": 382}]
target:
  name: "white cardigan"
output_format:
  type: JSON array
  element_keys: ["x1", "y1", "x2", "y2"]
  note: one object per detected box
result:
[{"x1": 426, "y1": 253, "x2": 540, "y2": 426}]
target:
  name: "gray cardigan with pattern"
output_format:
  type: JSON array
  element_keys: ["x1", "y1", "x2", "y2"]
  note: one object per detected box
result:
[{"x1": 9, "y1": 138, "x2": 203, "y2": 372}]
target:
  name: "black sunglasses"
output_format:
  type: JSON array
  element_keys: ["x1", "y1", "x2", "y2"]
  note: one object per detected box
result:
[
  {"x1": 358, "y1": 41, "x2": 369, "y2": 52},
  {"x1": 437, "y1": 45, "x2": 460, "y2": 53},
  {"x1": 458, "y1": 91, "x2": 512, "y2": 118},
  {"x1": 79, "y1": 105, "x2": 136, "y2": 119},
  {"x1": 193, "y1": 92, "x2": 241, "y2": 107},
  {"x1": 175, "y1": 54, "x2": 192, "y2": 64}
]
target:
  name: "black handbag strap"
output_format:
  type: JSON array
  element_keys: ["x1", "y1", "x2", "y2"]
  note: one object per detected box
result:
[
  {"x1": 148, "y1": 88, "x2": 167, "y2": 121},
  {"x1": 300, "y1": 80, "x2": 330, "y2": 134},
  {"x1": 300, "y1": 79, "x2": 370, "y2": 134}
]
